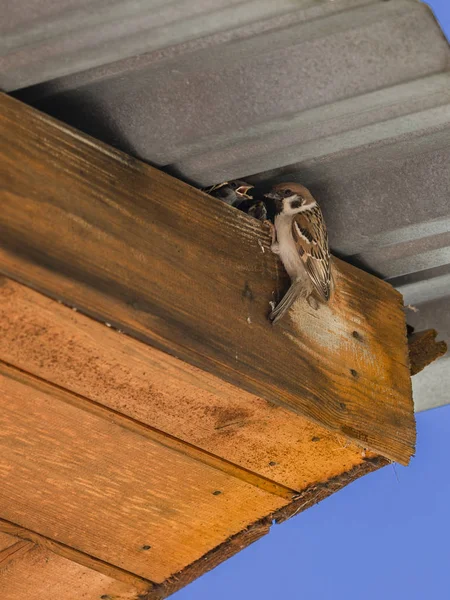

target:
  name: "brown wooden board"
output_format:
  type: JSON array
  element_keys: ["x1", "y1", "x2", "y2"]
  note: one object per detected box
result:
[
  {"x1": 408, "y1": 329, "x2": 447, "y2": 376},
  {"x1": 0, "y1": 533, "x2": 17, "y2": 553},
  {"x1": 0, "y1": 362, "x2": 289, "y2": 583},
  {"x1": 149, "y1": 457, "x2": 388, "y2": 599},
  {"x1": 0, "y1": 276, "x2": 375, "y2": 492},
  {"x1": 0, "y1": 519, "x2": 151, "y2": 591},
  {"x1": 0, "y1": 92, "x2": 415, "y2": 464},
  {"x1": 0, "y1": 534, "x2": 145, "y2": 600}
]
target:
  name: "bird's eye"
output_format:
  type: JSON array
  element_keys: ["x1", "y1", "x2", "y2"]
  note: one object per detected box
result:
[
  {"x1": 229, "y1": 182, "x2": 238, "y2": 189},
  {"x1": 283, "y1": 189, "x2": 293, "y2": 197}
]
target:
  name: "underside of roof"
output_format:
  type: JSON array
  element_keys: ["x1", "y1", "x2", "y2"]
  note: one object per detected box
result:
[{"x1": 1, "y1": 0, "x2": 449, "y2": 410}]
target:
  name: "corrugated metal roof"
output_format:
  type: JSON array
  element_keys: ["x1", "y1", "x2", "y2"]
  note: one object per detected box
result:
[{"x1": 2, "y1": 0, "x2": 449, "y2": 410}]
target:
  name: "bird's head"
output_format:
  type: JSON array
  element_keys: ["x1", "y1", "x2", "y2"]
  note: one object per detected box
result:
[
  {"x1": 265, "y1": 182, "x2": 316, "y2": 215},
  {"x1": 207, "y1": 180, "x2": 254, "y2": 200}
]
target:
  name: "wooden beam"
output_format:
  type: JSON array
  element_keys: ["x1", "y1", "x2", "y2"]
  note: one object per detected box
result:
[
  {"x1": 0, "y1": 533, "x2": 146, "y2": 600},
  {"x1": 0, "y1": 520, "x2": 151, "y2": 592},
  {"x1": 0, "y1": 92, "x2": 415, "y2": 464},
  {"x1": 408, "y1": 329, "x2": 447, "y2": 376},
  {"x1": 142, "y1": 456, "x2": 388, "y2": 600},
  {"x1": 0, "y1": 275, "x2": 377, "y2": 493},
  {"x1": 0, "y1": 361, "x2": 289, "y2": 583}
]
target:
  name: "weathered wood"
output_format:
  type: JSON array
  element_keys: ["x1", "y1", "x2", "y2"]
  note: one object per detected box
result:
[
  {"x1": 143, "y1": 456, "x2": 387, "y2": 600},
  {"x1": 0, "y1": 275, "x2": 376, "y2": 492},
  {"x1": 0, "y1": 534, "x2": 144, "y2": 600},
  {"x1": 0, "y1": 458, "x2": 388, "y2": 600},
  {"x1": 0, "y1": 539, "x2": 32, "y2": 570},
  {"x1": 0, "y1": 362, "x2": 289, "y2": 583},
  {"x1": 0, "y1": 520, "x2": 151, "y2": 591},
  {"x1": 272, "y1": 456, "x2": 389, "y2": 524},
  {"x1": 146, "y1": 520, "x2": 272, "y2": 600},
  {"x1": 0, "y1": 92, "x2": 415, "y2": 463},
  {"x1": 0, "y1": 533, "x2": 17, "y2": 553},
  {"x1": 408, "y1": 329, "x2": 447, "y2": 376}
]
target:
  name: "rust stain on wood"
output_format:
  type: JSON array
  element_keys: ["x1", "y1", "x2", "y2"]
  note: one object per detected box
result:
[{"x1": 0, "y1": 93, "x2": 415, "y2": 464}]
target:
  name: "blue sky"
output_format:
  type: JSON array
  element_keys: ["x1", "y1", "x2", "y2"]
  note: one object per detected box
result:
[{"x1": 173, "y1": 4, "x2": 450, "y2": 599}]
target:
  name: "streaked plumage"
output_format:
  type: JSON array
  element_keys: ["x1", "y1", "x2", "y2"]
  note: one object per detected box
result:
[{"x1": 264, "y1": 182, "x2": 332, "y2": 323}]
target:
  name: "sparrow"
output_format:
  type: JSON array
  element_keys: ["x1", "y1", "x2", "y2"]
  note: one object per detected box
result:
[
  {"x1": 205, "y1": 180, "x2": 268, "y2": 221},
  {"x1": 264, "y1": 182, "x2": 333, "y2": 323},
  {"x1": 205, "y1": 180, "x2": 254, "y2": 208},
  {"x1": 239, "y1": 199, "x2": 268, "y2": 221}
]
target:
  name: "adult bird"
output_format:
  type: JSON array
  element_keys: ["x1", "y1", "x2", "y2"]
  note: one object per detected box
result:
[{"x1": 265, "y1": 182, "x2": 333, "y2": 323}]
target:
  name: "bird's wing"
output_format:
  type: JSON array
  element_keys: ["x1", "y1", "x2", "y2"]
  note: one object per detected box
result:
[{"x1": 292, "y1": 206, "x2": 332, "y2": 301}]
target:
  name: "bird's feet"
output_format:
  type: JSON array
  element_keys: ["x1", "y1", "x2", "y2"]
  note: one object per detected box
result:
[{"x1": 263, "y1": 219, "x2": 277, "y2": 250}]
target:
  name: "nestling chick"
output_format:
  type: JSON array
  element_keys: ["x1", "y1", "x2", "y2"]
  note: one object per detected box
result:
[
  {"x1": 205, "y1": 180, "x2": 253, "y2": 208},
  {"x1": 265, "y1": 182, "x2": 333, "y2": 323},
  {"x1": 237, "y1": 199, "x2": 268, "y2": 221},
  {"x1": 205, "y1": 180, "x2": 268, "y2": 221}
]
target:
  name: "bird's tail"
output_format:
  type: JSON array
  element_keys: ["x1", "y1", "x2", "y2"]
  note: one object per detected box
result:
[{"x1": 270, "y1": 280, "x2": 306, "y2": 324}]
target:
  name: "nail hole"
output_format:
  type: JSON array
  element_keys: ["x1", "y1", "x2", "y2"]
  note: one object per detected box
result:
[
  {"x1": 340, "y1": 402, "x2": 346, "y2": 410},
  {"x1": 268, "y1": 461, "x2": 277, "y2": 466},
  {"x1": 101, "y1": 596, "x2": 111, "y2": 600},
  {"x1": 212, "y1": 490, "x2": 222, "y2": 496},
  {"x1": 352, "y1": 331, "x2": 362, "y2": 341},
  {"x1": 142, "y1": 545, "x2": 151, "y2": 550},
  {"x1": 311, "y1": 436, "x2": 320, "y2": 442},
  {"x1": 350, "y1": 369, "x2": 358, "y2": 377}
]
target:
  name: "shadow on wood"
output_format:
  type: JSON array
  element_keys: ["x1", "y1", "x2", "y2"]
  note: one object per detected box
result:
[{"x1": 0, "y1": 93, "x2": 415, "y2": 463}]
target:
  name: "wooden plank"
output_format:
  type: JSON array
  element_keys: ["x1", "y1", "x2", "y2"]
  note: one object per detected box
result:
[
  {"x1": 0, "y1": 93, "x2": 415, "y2": 464},
  {"x1": 0, "y1": 535, "x2": 143, "y2": 600},
  {"x1": 408, "y1": 329, "x2": 447, "y2": 376},
  {"x1": 0, "y1": 519, "x2": 151, "y2": 591},
  {"x1": 145, "y1": 455, "x2": 387, "y2": 599},
  {"x1": 0, "y1": 275, "x2": 376, "y2": 492},
  {"x1": 0, "y1": 362, "x2": 288, "y2": 583},
  {"x1": 0, "y1": 533, "x2": 17, "y2": 553},
  {"x1": 0, "y1": 540, "x2": 33, "y2": 569},
  {"x1": 147, "y1": 520, "x2": 272, "y2": 599}
]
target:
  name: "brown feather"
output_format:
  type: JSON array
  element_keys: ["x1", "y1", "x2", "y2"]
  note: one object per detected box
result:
[{"x1": 292, "y1": 205, "x2": 331, "y2": 302}]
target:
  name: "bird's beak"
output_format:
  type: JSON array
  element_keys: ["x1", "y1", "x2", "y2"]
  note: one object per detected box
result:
[
  {"x1": 264, "y1": 191, "x2": 283, "y2": 212},
  {"x1": 206, "y1": 182, "x2": 229, "y2": 194},
  {"x1": 236, "y1": 184, "x2": 254, "y2": 199},
  {"x1": 264, "y1": 191, "x2": 280, "y2": 201}
]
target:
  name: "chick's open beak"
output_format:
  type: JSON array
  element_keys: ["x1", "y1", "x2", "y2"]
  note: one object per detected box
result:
[
  {"x1": 206, "y1": 181, "x2": 229, "y2": 194},
  {"x1": 236, "y1": 185, "x2": 254, "y2": 199}
]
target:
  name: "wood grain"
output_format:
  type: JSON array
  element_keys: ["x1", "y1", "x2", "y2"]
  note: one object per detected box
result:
[
  {"x1": 143, "y1": 455, "x2": 387, "y2": 599},
  {"x1": 0, "y1": 539, "x2": 33, "y2": 569},
  {"x1": 408, "y1": 329, "x2": 447, "y2": 376},
  {"x1": 0, "y1": 93, "x2": 415, "y2": 464},
  {"x1": 0, "y1": 534, "x2": 144, "y2": 600},
  {"x1": 0, "y1": 519, "x2": 151, "y2": 591},
  {"x1": 146, "y1": 520, "x2": 272, "y2": 599},
  {"x1": 0, "y1": 362, "x2": 288, "y2": 583},
  {"x1": 0, "y1": 275, "x2": 375, "y2": 492},
  {"x1": 0, "y1": 533, "x2": 17, "y2": 553}
]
